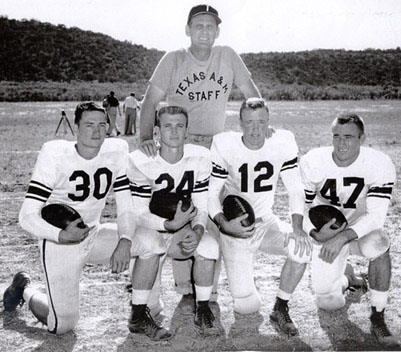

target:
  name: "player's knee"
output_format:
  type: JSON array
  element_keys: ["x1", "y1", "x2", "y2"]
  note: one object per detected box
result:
[
  {"x1": 53, "y1": 312, "x2": 80, "y2": 334},
  {"x1": 195, "y1": 233, "x2": 219, "y2": 260},
  {"x1": 313, "y1": 280, "x2": 345, "y2": 311},
  {"x1": 286, "y1": 238, "x2": 311, "y2": 264},
  {"x1": 233, "y1": 291, "x2": 262, "y2": 315},
  {"x1": 359, "y1": 230, "x2": 390, "y2": 260},
  {"x1": 312, "y1": 277, "x2": 333, "y2": 296},
  {"x1": 135, "y1": 227, "x2": 166, "y2": 257},
  {"x1": 316, "y1": 293, "x2": 345, "y2": 311}
]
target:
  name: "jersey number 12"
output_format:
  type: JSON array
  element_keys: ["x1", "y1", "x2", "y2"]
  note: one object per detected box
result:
[{"x1": 238, "y1": 161, "x2": 273, "y2": 193}]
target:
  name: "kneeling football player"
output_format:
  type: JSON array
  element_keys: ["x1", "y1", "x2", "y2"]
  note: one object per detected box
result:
[
  {"x1": 124, "y1": 105, "x2": 220, "y2": 339},
  {"x1": 300, "y1": 113, "x2": 399, "y2": 347},
  {"x1": 3, "y1": 102, "x2": 138, "y2": 334},
  {"x1": 208, "y1": 98, "x2": 312, "y2": 336}
]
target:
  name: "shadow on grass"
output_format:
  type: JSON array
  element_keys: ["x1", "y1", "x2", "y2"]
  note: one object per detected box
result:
[
  {"x1": 226, "y1": 311, "x2": 313, "y2": 351},
  {"x1": 2, "y1": 310, "x2": 77, "y2": 352},
  {"x1": 317, "y1": 289, "x2": 400, "y2": 351},
  {"x1": 116, "y1": 301, "x2": 227, "y2": 352}
]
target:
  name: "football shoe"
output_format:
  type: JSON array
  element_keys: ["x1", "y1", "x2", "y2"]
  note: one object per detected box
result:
[
  {"x1": 128, "y1": 305, "x2": 171, "y2": 341},
  {"x1": 270, "y1": 299, "x2": 298, "y2": 336},
  {"x1": 3, "y1": 271, "x2": 31, "y2": 312},
  {"x1": 370, "y1": 307, "x2": 399, "y2": 347},
  {"x1": 194, "y1": 301, "x2": 220, "y2": 336}
]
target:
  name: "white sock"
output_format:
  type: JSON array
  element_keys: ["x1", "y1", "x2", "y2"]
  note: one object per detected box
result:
[
  {"x1": 370, "y1": 289, "x2": 388, "y2": 312},
  {"x1": 277, "y1": 289, "x2": 292, "y2": 301},
  {"x1": 195, "y1": 285, "x2": 213, "y2": 302},
  {"x1": 131, "y1": 289, "x2": 151, "y2": 305},
  {"x1": 22, "y1": 287, "x2": 37, "y2": 306}
]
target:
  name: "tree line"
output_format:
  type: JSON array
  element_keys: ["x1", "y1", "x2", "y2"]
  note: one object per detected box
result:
[{"x1": 0, "y1": 17, "x2": 400, "y2": 101}]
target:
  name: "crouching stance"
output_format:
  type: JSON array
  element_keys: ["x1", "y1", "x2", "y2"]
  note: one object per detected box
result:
[
  {"x1": 3, "y1": 102, "x2": 137, "y2": 334},
  {"x1": 125, "y1": 106, "x2": 219, "y2": 340},
  {"x1": 208, "y1": 98, "x2": 311, "y2": 336},
  {"x1": 300, "y1": 113, "x2": 399, "y2": 347}
]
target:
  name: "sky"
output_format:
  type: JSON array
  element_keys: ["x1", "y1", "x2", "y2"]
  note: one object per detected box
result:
[{"x1": 2, "y1": 0, "x2": 401, "y2": 54}]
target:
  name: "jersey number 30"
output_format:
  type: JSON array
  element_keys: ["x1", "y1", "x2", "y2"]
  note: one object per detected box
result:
[{"x1": 68, "y1": 168, "x2": 112, "y2": 201}]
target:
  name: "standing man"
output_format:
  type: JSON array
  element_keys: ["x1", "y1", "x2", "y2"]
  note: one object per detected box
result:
[
  {"x1": 300, "y1": 113, "x2": 399, "y2": 347},
  {"x1": 3, "y1": 102, "x2": 136, "y2": 334},
  {"x1": 106, "y1": 91, "x2": 121, "y2": 137},
  {"x1": 139, "y1": 4, "x2": 261, "y2": 311},
  {"x1": 208, "y1": 98, "x2": 311, "y2": 336},
  {"x1": 123, "y1": 92, "x2": 139, "y2": 135},
  {"x1": 126, "y1": 106, "x2": 220, "y2": 338}
]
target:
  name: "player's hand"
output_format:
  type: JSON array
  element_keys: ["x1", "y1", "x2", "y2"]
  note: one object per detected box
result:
[
  {"x1": 220, "y1": 214, "x2": 255, "y2": 238},
  {"x1": 165, "y1": 201, "x2": 197, "y2": 232},
  {"x1": 178, "y1": 228, "x2": 202, "y2": 255},
  {"x1": 284, "y1": 228, "x2": 312, "y2": 258},
  {"x1": 266, "y1": 125, "x2": 276, "y2": 139},
  {"x1": 58, "y1": 219, "x2": 90, "y2": 243},
  {"x1": 139, "y1": 139, "x2": 158, "y2": 157},
  {"x1": 319, "y1": 231, "x2": 348, "y2": 263},
  {"x1": 312, "y1": 219, "x2": 346, "y2": 243},
  {"x1": 110, "y1": 238, "x2": 132, "y2": 273}
]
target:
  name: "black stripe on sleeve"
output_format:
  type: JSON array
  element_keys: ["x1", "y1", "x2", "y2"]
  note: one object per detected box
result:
[
  {"x1": 26, "y1": 185, "x2": 52, "y2": 199},
  {"x1": 113, "y1": 176, "x2": 130, "y2": 192},
  {"x1": 280, "y1": 157, "x2": 298, "y2": 172}
]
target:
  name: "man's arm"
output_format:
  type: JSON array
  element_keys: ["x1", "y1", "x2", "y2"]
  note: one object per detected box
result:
[
  {"x1": 19, "y1": 198, "x2": 88, "y2": 243},
  {"x1": 280, "y1": 153, "x2": 312, "y2": 256},
  {"x1": 139, "y1": 84, "x2": 166, "y2": 156},
  {"x1": 191, "y1": 151, "x2": 212, "y2": 231},
  {"x1": 350, "y1": 157, "x2": 395, "y2": 238},
  {"x1": 238, "y1": 78, "x2": 261, "y2": 99},
  {"x1": 18, "y1": 142, "x2": 85, "y2": 243},
  {"x1": 110, "y1": 185, "x2": 137, "y2": 273}
]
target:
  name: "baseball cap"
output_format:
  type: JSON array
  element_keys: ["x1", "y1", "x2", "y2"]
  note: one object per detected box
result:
[{"x1": 187, "y1": 4, "x2": 222, "y2": 25}]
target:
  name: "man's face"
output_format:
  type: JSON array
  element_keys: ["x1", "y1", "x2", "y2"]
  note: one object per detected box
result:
[
  {"x1": 240, "y1": 108, "x2": 269, "y2": 150},
  {"x1": 332, "y1": 122, "x2": 365, "y2": 166},
  {"x1": 158, "y1": 113, "x2": 187, "y2": 149},
  {"x1": 76, "y1": 110, "x2": 108, "y2": 150},
  {"x1": 186, "y1": 14, "x2": 219, "y2": 49}
]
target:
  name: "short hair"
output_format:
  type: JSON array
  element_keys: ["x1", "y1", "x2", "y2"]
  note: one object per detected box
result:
[
  {"x1": 74, "y1": 102, "x2": 106, "y2": 125},
  {"x1": 239, "y1": 98, "x2": 269, "y2": 120},
  {"x1": 155, "y1": 106, "x2": 189, "y2": 127},
  {"x1": 110, "y1": 91, "x2": 115, "y2": 96},
  {"x1": 332, "y1": 113, "x2": 365, "y2": 135},
  {"x1": 130, "y1": 92, "x2": 135, "y2": 97}
]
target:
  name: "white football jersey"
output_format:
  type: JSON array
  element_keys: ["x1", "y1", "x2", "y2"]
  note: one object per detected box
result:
[
  {"x1": 300, "y1": 146, "x2": 396, "y2": 237},
  {"x1": 208, "y1": 130, "x2": 304, "y2": 220},
  {"x1": 24, "y1": 138, "x2": 130, "y2": 228},
  {"x1": 128, "y1": 144, "x2": 211, "y2": 230}
]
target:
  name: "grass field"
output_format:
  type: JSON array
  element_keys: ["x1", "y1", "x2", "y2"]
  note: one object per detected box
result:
[{"x1": 1, "y1": 100, "x2": 401, "y2": 351}]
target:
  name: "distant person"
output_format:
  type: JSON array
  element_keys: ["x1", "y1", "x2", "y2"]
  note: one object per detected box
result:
[
  {"x1": 123, "y1": 92, "x2": 139, "y2": 135},
  {"x1": 106, "y1": 91, "x2": 121, "y2": 137},
  {"x1": 138, "y1": 4, "x2": 261, "y2": 313},
  {"x1": 300, "y1": 113, "x2": 399, "y2": 347}
]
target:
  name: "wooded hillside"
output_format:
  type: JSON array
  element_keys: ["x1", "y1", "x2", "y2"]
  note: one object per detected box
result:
[{"x1": 1, "y1": 17, "x2": 400, "y2": 101}]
